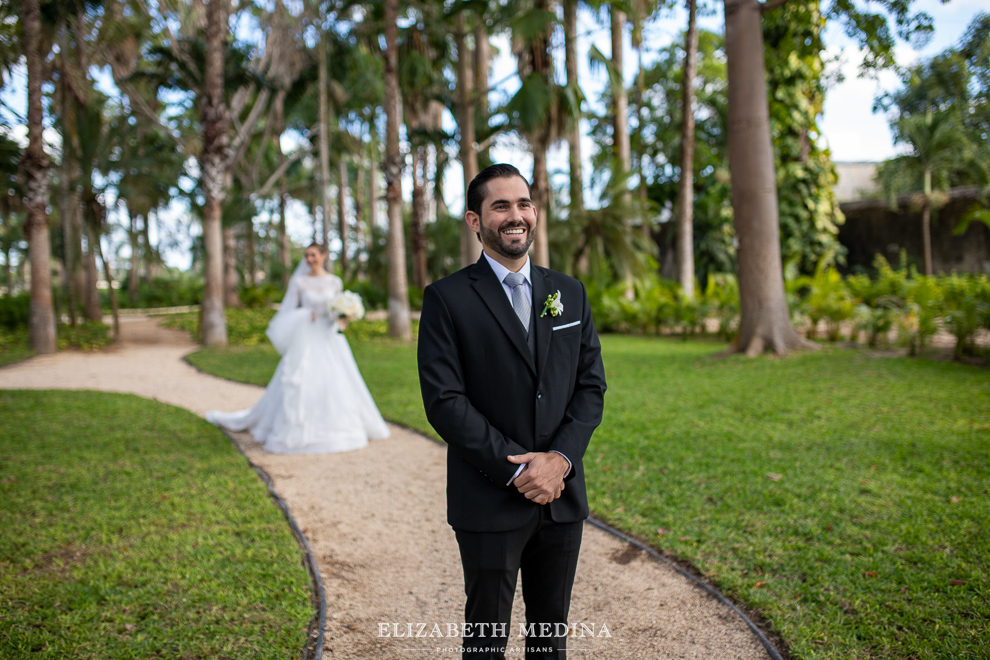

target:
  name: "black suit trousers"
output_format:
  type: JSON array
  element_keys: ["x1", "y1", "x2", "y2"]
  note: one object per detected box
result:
[{"x1": 454, "y1": 506, "x2": 583, "y2": 660}]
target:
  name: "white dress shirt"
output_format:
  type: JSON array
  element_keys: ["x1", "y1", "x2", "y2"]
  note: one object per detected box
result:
[{"x1": 482, "y1": 251, "x2": 572, "y2": 487}]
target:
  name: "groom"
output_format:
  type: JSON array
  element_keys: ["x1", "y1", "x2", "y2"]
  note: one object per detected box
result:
[{"x1": 418, "y1": 164, "x2": 607, "y2": 659}]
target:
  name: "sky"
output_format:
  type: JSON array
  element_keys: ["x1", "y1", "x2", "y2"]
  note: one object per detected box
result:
[{"x1": 0, "y1": 0, "x2": 985, "y2": 269}]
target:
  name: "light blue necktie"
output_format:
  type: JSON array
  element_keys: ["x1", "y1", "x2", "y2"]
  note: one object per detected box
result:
[{"x1": 503, "y1": 271, "x2": 530, "y2": 334}]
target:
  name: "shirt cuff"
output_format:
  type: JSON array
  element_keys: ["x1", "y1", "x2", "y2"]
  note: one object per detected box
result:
[
  {"x1": 506, "y1": 463, "x2": 526, "y2": 487},
  {"x1": 550, "y1": 450, "x2": 572, "y2": 478}
]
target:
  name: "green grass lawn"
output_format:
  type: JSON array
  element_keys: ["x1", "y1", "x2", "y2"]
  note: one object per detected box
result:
[
  {"x1": 0, "y1": 390, "x2": 312, "y2": 659},
  {"x1": 177, "y1": 308, "x2": 989, "y2": 660}
]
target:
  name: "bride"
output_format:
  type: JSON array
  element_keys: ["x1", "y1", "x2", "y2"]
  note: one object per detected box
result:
[{"x1": 205, "y1": 243, "x2": 390, "y2": 453}]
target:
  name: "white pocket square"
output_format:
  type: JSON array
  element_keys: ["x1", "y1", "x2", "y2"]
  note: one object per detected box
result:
[{"x1": 552, "y1": 320, "x2": 580, "y2": 331}]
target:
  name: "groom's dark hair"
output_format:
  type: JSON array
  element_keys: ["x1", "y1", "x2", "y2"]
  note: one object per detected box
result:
[{"x1": 466, "y1": 164, "x2": 533, "y2": 218}]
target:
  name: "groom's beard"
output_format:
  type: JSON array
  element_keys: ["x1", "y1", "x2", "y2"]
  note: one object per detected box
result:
[{"x1": 479, "y1": 219, "x2": 535, "y2": 259}]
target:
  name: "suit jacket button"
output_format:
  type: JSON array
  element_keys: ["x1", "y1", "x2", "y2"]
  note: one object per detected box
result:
[{"x1": 537, "y1": 391, "x2": 542, "y2": 399}]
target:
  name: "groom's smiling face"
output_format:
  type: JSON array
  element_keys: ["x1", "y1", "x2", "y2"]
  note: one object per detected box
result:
[{"x1": 467, "y1": 176, "x2": 537, "y2": 260}]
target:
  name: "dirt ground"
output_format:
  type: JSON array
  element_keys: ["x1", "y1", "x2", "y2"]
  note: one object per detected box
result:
[{"x1": 0, "y1": 316, "x2": 770, "y2": 659}]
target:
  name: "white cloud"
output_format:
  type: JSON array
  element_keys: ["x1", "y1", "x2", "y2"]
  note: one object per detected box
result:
[{"x1": 819, "y1": 1, "x2": 982, "y2": 162}]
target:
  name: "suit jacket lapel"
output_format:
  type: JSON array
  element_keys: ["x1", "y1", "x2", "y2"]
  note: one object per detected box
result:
[
  {"x1": 532, "y1": 267, "x2": 553, "y2": 385},
  {"x1": 469, "y1": 255, "x2": 536, "y2": 375}
]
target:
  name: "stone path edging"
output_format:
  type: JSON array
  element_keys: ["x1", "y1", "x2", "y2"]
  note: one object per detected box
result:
[
  {"x1": 585, "y1": 517, "x2": 784, "y2": 660},
  {"x1": 220, "y1": 428, "x2": 327, "y2": 660}
]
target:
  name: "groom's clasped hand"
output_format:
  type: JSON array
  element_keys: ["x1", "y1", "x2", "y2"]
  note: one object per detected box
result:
[{"x1": 507, "y1": 451, "x2": 568, "y2": 505}]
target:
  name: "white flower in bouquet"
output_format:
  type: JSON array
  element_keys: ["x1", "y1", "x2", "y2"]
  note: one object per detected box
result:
[{"x1": 330, "y1": 290, "x2": 366, "y2": 321}]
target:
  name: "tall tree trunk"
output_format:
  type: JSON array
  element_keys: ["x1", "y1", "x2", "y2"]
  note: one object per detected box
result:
[
  {"x1": 142, "y1": 213, "x2": 154, "y2": 281},
  {"x1": 354, "y1": 154, "x2": 365, "y2": 278},
  {"x1": 411, "y1": 146, "x2": 428, "y2": 289},
  {"x1": 275, "y1": 91, "x2": 291, "y2": 287},
  {"x1": 245, "y1": 218, "x2": 256, "y2": 287},
  {"x1": 223, "y1": 225, "x2": 240, "y2": 307},
  {"x1": 311, "y1": 177, "x2": 319, "y2": 244},
  {"x1": 473, "y1": 22, "x2": 491, "y2": 166},
  {"x1": 563, "y1": 0, "x2": 584, "y2": 217},
  {"x1": 524, "y1": 0, "x2": 553, "y2": 269},
  {"x1": 21, "y1": 0, "x2": 56, "y2": 352},
  {"x1": 57, "y1": 37, "x2": 78, "y2": 326},
  {"x1": 456, "y1": 13, "x2": 481, "y2": 267},
  {"x1": 61, "y1": 172, "x2": 79, "y2": 326},
  {"x1": 675, "y1": 0, "x2": 698, "y2": 298},
  {"x1": 633, "y1": 6, "x2": 650, "y2": 237},
  {"x1": 922, "y1": 167, "x2": 933, "y2": 276},
  {"x1": 128, "y1": 207, "x2": 139, "y2": 303},
  {"x1": 2, "y1": 242, "x2": 10, "y2": 296},
  {"x1": 532, "y1": 144, "x2": 550, "y2": 269},
  {"x1": 71, "y1": 197, "x2": 85, "y2": 306},
  {"x1": 383, "y1": 0, "x2": 411, "y2": 340},
  {"x1": 368, "y1": 128, "x2": 379, "y2": 238},
  {"x1": 724, "y1": 0, "x2": 810, "y2": 355},
  {"x1": 338, "y1": 155, "x2": 349, "y2": 276},
  {"x1": 278, "y1": 186, "x2": 289, "y2": 282},
  {"x1": 434, "y1": 147, "x2": 449, "y2": 220},
  {"x1": 318, "y1": 35, "x2": 332, "y2": 250},
  {"x1": 199, "y1": 0, "x2": 230, "y2": 346},
  {"x1": 93, "y1": 232, "x2": 119, "y2": 339},
  {"x1": 83, "y1": 230, "x2": 102, "y2": 321},
  {"x1": 611, "y1": 6, "x2": 630, "y2": 180},
  {"x1": 612, "y1": 5, "x2": 634, "y2": 297}
]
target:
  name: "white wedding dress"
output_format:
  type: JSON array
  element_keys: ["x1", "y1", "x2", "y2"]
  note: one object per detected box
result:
[{"x1": 205, "y1": 272, "x2": 390, "y2": 454}]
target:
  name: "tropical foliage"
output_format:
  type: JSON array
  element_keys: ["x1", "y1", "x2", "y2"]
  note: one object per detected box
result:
[{"x1": 587, "y1": 253, "x2": 990, "y2": 360}]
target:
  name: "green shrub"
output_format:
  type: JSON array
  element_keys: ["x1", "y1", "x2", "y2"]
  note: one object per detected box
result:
[
  {"x1": 701, "y1": 274, "x2": 740, "y2": 341},
  {"x1": 0, "y1": 294, "x2": 30, "y2": 329},
  {"x1": 161, "y1": 308, "x2": 277, "y2": 346},
  {"x1": 344, "y1": 280, "x2": 387, "y2": 310},
  {"x1": 57, "y1": 322, "x2": 112, "y2": 351},
  {"x1": 239, "y1": 284, "x2": 283, "y2": 309},
  {"x1": 941, "y1": 274, "x2": 990, "y2": 358},
  {"x1": 160, "y1": 308, "x2": 419, "y2": 346},
  {"x1": 408, "y1": 285, "x2": 424, "y2": 311},
  {"x1": 795, "y1": 261, "x2": 854, "y2": 341},
  {"x1": 900, "y1": 277, "x2": 943, "y2": 355},
  {"x1": 114, "y1": 271, "x2": 203, "y2": 309},
  {"x1": 344, "y1": 318, "x2": 420, "y2": 342}
]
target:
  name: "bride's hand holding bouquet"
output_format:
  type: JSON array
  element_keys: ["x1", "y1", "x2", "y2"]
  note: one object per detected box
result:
[{"x1": 328, "y1": 290, "x2": 365, "y2": 331}]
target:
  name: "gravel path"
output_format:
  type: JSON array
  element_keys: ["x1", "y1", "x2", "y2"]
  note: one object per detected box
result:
[{"x1": 0, "y1": 316, "x2": 769, "y2": 659}]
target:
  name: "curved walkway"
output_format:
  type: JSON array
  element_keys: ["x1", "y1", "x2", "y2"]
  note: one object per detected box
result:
[{"x1": 0, "y1": 316, "x2": 769, "y2": 659}]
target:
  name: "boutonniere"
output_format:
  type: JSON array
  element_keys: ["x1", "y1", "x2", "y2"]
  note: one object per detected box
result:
[{"x1": 541, "y1": 290, "x2": 563, "y2": 318}]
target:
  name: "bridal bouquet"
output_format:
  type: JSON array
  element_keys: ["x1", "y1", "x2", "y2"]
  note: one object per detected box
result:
[{"x1": 330, "y1": 290, "x2": 366, "y2": 321}]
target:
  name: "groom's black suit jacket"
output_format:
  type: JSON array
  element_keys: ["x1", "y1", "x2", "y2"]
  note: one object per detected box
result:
[{"x1": 418, "y1": 254, "x2": 607, "y2": 533}]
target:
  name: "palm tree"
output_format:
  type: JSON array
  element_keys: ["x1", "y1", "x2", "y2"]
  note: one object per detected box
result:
[
  {"x1": 877, "y1": 109, "x2": 969, "y2": 275},
  {"x1": 610, "y1": 3, "x2": 630, "y2": 185},
  {"x1": 675, "y1": 0, "x2": 698, "y2": 298},
  {"x1": 318, "y1": 30, "x2": 332, "y2": 249},
  {"x1": 454, "y1": 9, "x2": 480, "y2": 267},
  {"x1": 338, "y1": 151, "x2": 349, "y2": 276},
  {"x1": 506, "y1": 0, "x2": 557, "y2": 268},
  {"x1": 568, "y1": 177, "x2": 654, "y2": 280},
  {"x1": 20, "y1": 0, "x2": 56, "y2": 353},
  {"x1": 0, "y1": 135, "x2": 24, "y2": 297},
  {"x1": 562, "y1": 0, "x2": 585, "y2": 218},
  {"x1": 200, "y1": 0, "x2": 231, "y2": 345},
  {"x1": 383, "y1": 0, "x2": 412, "y2": 340}
]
